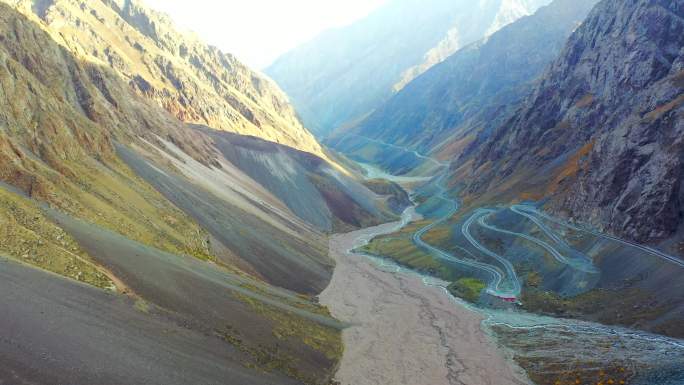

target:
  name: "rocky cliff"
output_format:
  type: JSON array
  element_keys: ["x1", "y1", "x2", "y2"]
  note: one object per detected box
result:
[
  {"x1": 459, "y1": 0, "x2": 684, "y2": 249},
  {"x1": 3, "y1": 0, "x2": 325, "y2": 157}
]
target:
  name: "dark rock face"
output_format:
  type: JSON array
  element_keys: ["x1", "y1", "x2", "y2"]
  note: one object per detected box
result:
[
  {"x1": 342, "y1": 0, "x2": 598, "y2": 155},
  {"x1": 462, "y1": 0, "x2": 684, "y2": 246}
]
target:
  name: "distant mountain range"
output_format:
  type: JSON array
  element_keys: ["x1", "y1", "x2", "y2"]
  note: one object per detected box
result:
[
  {"x1": 331, "y1": 0, "x2": 598, "y2": 166},
  {"x1": 267, "y1": 0, "x2": 552, "y2": 136},
  {"x1": 328, "y1": 0, "x2": 684, "y2": 255}
]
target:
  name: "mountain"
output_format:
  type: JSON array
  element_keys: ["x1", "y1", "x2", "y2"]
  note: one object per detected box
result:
[
  {"x1": 458, "y1": 0, "x2": 684, "y2": 250},
  {"x1": 0, "y1": 1, "x2": 405, "y2": 383},
  {"x1": 0, "y1": 0, "x2": 404, "y2": 283},
  {"x1": 330, "y1": 0, "x2": 598, "y2": 169},
  {"x1": 266, "y1": 0, "x2": 552, "y2": 136},
  {"x1": 339, "y1": 0, "x2": 684, "y2": 341},
  {"x1": 4, "y1": 0, "x2": 326, "y2": 158}
]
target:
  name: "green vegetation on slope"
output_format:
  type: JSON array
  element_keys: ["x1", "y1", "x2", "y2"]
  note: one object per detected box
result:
[
  {"x1": 231, "y1": 292, "x2": 343, "y2": 384},
  {"x1": 448, "y1": 278, "x2": 486, "y2": 303},
  {"x1": 0, "y1": 187, "x2": 113, "y2": 289},
  {"x1": 361, "y1": 220, "x2": 452, "y2": 279}
]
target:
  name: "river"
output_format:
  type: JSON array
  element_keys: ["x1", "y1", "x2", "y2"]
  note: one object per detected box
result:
[
  {"x1": 320, "y1": 163, "x2": 684, "y2": 384},
  {"x1": 319, "y1": 207, "x2": 530, "y2": 385}
]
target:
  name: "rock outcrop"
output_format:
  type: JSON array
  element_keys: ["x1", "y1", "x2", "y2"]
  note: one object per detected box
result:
[
  {"x1": 460, "y1": 0, "x2": 684, "y2": 247},
  {"x1": 3, "y1": 0, "x2": 325, "y2": 157}
]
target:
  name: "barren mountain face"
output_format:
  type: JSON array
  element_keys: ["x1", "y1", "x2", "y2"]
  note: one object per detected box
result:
[
  {"x1": 461, "y1": 0, "x2": 684, "y2": 247},
  {"x1": 0, "y1": 2, "x2": 406, "y2": 383},
  {"x1": 4, "y1": 0, "x2": 325, "y2": 157}
]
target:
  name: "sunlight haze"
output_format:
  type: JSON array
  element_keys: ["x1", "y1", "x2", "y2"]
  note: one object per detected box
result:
[
  {"x1": 143, "y1": 0, "x2": 387, "y2": 69},
  {"x1": 2, "y1": 0, "x2": 682, "y2": 384}
]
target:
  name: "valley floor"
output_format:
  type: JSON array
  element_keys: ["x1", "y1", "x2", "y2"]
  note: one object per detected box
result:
[{"x1": 320, "y1": 210, "x2": 529, "y2": 385}]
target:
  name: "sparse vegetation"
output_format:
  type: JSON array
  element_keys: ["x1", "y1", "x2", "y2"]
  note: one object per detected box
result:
[
  {"x1": 519, "y1": 285, "x2": 684, "y2": 338},
  {"x1": 0, "y1": 188, "x2": 113, "y2": 289},
  {"x1": 520, "y1": 360, "x2": 631, "y2": 385},
  {"x1": 227, "y1": 292, "x2": 343, "y2": 384},
  {"x1": 361, "y1": 235, "x2": 452, "y2": 279},
  {"x1": 447, "y1": 278, "x2": 486, "y2": 303},
  {"x1": 360, "y1": 217, "x2": 470, "y2": 283}
]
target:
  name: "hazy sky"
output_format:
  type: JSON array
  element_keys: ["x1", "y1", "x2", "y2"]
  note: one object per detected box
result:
[{"x1": 144, "y1": 0, "x2": 387, "y2": 69}]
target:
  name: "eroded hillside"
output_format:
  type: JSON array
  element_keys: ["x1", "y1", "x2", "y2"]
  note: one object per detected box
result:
[
  {"x1": 4, "y1": 0, "x2": 326, "y2": 157},
  {"x1": 0, "y1": 2, "x2": 405, "y2": 383},
  {"x1": 459, "y1": 0, "x2": 684, "y2": 249}
]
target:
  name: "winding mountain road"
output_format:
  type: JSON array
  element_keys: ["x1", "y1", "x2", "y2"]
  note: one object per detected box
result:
[
  {"x1": 412, "y1": 196, "x2": 512, "y2": 298},
  {"x1": 407, "y1": 171, "x2": 522, "y2": 298},
  {"x1": 478, "y1": 212, "x2": 599, "y2": 274},
  {"x1": 350, "y1": 134, "x2": 447, "y2": 168},
  {"x1": 353, "y1": 143, "x2": 525, "y2": 299},
  {"x1": 512, "y1": 204, "x2": 684, "y2": 269},
  {"x1": 460, "y1": 210, "x2": 522, "y2": 297}
]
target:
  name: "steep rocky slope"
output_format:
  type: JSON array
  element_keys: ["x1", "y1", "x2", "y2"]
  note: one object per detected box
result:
[
  {"x1": 0, "y1": 2, "x2": 401, "y2": 383},
  {"x1": 3, "y1": 0, "x2": 325, "y2": 157},
  {"x1": 267, "y1": 0, "x2": 551, "y2": 136},
  {"x1": 458, "y1": 0, "x2": 684, "y2": 250},
  {"x1": 331, "y1": 0, "x2": 598, "y2": 166},
  {"x1": 0, "y1": 0, "x2": 394, "y2": 288},
  {"x1": 0, "y1": 1, "x2": 214, "y2": 260},
  {"x1": 335, "y1": 0, "x2": 684, "y2": 341}
]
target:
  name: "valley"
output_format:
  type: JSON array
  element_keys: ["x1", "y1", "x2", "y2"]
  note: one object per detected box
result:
[
  {"x1": 320, "y1": 207, "x2": 530, "y2": 385},
  {"x1": 0, "y1": 0, "x2": 682, "y2": 384},
  {"x1": 328, "y1": 162, "x2": 684, "y2": 385}
]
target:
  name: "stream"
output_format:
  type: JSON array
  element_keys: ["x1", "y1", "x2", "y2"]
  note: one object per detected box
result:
[{"x1": 321, "y1": 157, "x2": 684, "y2": 384}]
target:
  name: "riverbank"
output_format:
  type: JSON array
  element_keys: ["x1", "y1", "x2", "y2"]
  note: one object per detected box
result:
[{"x1": 319, "y1": 210, "x2": 530, "y2": 385}]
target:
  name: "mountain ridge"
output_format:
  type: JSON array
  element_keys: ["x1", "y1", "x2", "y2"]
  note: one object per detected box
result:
[
  {"x1": 4, "y1": 0, "x2": 327, "y2": 159},
  {"x1": 458, "y1": 0, "x2": 684, "y2": 249},
  {"x1": 266, "y1": 0, "x2": 552, "y2": 136},
  {"x1": 329, "y1": 0, "x2": 598, "y2": 175}
]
